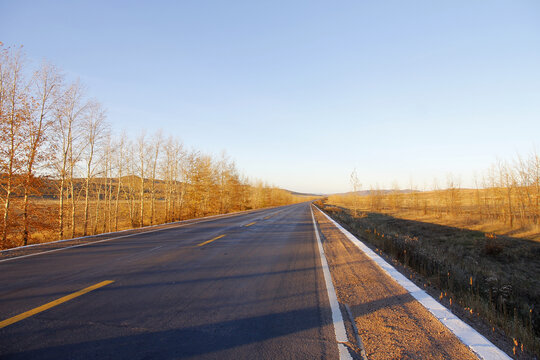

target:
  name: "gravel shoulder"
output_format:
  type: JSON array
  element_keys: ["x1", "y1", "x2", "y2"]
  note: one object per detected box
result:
[{"x1": 314, "y1": 209, "x2": 479, "y2": 360}]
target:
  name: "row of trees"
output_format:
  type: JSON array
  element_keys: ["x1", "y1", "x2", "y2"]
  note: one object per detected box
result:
[
  {"x1": 479, "y1": 155, "x2": 540, "y2": 228},
  {"x1": 0, "y1": 46, "x2": 300, "y2": 249},
  {"x1": 334, "y1": 151, "x2": 540, "y2": 233}
]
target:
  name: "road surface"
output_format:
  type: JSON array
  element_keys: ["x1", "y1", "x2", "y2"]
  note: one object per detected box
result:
[{"x1": 0, "y1": 203, "x2": 339, "y2": 359}]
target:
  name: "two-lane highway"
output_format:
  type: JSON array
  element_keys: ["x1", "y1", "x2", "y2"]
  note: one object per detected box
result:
[{"x1": 0, "y1": 203, "x2": 340, "y2": 359}]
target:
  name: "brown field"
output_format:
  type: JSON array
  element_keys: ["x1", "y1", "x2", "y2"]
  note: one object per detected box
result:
[
  {"x1": 328, "y1": 187, "x2": 540, "y2": 241},
  {"x1": 3, "y1": 198, "x2": 170, "y2": 248}
]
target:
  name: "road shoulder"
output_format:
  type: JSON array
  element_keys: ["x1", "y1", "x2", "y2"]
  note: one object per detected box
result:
[{"x1": 313, "y1": 207, "x2": 480, "y2": 360}]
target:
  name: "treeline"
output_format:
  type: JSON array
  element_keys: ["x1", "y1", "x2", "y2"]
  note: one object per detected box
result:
[
  {"x1": 333, "y1": 151, "x2": 540, "y2": 237},
  {"x1": 0, "y1": 46, "x2": 301, "y2": 249}
]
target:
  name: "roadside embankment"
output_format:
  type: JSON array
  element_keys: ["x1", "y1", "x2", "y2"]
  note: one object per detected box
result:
[
  {"x1": 314, "y1": 200, "x2": 540, "y2": 359},
  {"x1": 313, "y1": 207, "x2": 479, "y2": 360}
]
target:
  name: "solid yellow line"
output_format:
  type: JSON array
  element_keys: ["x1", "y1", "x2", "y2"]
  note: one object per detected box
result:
[
  {"x1": 198, "y1": 234, "x2": 226, "y2": 247},
  {"x1": 244, "y1": 222, "x2": 256, "y2": 227},
  {"x1": 0, "y1": 280, "x2": 115, "y2": 329}
]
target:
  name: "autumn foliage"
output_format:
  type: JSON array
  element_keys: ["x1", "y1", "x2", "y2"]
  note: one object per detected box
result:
[{"x1": 0, "y1": 46, "x2": 303, "y2": 249}]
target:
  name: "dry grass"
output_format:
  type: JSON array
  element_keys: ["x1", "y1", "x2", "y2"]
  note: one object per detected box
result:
[{"x1": 329, "y1": 189, "x2": 540, "y2": 242}]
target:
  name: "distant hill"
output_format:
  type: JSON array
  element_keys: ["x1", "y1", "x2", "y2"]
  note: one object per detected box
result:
[
  {"x1": 332, "y1": 189, "x2": 418, "y2": 196},
  {"x1": 285, "y1": 190, "x2": 323, "y2": 197}
]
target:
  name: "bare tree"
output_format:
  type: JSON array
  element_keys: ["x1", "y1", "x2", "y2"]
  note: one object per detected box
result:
[
  {"x1": 445, "y1": 174, "x2": 461, "y2": 216},
  {"x1": 176, "y1": 147, "x2": 191, "y2": 220},
  {"x1": 161, "y1": 136, "x2": 184, "y2": 222},
  {"x1": 496, "y1": 161, "x2": 515, "y2": 228},
  {"x1": 113, "y1": 135, "x2": 126, "y2": 231},
  {"x1": 124, "y1": 141, "x2": 138, "y2": 227},
  {"x1": 103, "y1": 134, "x2": 114, "y2": 233},
  {"x1": 0, "y1": 47, "x2": 27, "y2": 245},
  {"x1": 390, "y1": 180, "x2": 401, "y2": 211},
  {"x1": 53, "y1": 81, "x2": 86, "y2": 239},
  {"x1": 20, "y1": 63, "x2": 62, "y2": 245},
  {"x1": 136, "y1": 132, "x2": 147, "y2": 227},
  {"x1": 81, "y1": 101, "x2": 107, "y2": 236},
  {"x1": 531, "y1": 150, "x2": 540, "y2": 226},
  {"x1": 350, "y1": 169, "x2": 361, "y2": 216},
  {"x1": 218, "y1": 152, "x2": 237, "y2": 214},
  {"x1": 148, "y1": 131, "x2": 162, "y2": 226}
]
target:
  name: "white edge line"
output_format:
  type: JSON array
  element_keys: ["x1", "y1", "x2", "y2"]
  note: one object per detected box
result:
[
  {"x1": 310, "y1": 207, "x2": 353, "y2": 360},
  {"x1": 0, "y1": 207, "x2": 280, "y2": 264},
  {"x1": 314, "y1": 206, "x2": 511, "y2": 360}
]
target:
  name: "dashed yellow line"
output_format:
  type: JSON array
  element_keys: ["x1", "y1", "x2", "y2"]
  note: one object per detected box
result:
[
  {"x1": 0, "y1": 280, "x2": 115, "y2": 329},
  {"x1": 244, "y1": 222, "x2": 256, "y2": 227},
  {"x1": 198, "y1": 234, "x2": 226, "y2": 247},
  {"x1": 263, "y1": 216, "x2": 271, "y2": 220}
]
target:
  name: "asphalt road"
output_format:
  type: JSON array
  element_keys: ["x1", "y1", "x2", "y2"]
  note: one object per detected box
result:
[{"x1": 0, "y1": 203, "x2": 340, "y2": 359}]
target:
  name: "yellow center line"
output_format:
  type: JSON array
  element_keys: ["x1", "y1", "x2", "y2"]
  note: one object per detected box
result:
[
  {"x1": 244, "y1": 222, "x2": 256, "y2": 227},
  {"x1": 0, "y1": 280, "x2": 115, "y2": 329},
  {"x1": 263, "y1": 216, "x2": 271, "y2": 220},
  {"x1": 197, "y1": 234, "x2": 226, "y2": 247}
]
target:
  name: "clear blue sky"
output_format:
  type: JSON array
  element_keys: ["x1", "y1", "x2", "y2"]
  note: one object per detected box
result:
[{"x1": 2, "y1": 1, "x2": 539, "y2": 194}]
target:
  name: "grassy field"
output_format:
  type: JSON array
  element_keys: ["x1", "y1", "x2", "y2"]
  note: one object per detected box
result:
[
  {"x1": 328, "y1": 188, "x2": 540, "y2": 241},
  {"x1": 316, "y1": 199, "x2": 540, "y2": 358}
]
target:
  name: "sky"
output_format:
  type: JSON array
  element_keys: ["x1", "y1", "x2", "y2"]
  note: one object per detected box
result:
[{"x1": 1, "y1": 1, "x2": 539, "y2": 194}]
